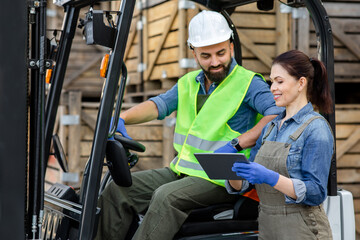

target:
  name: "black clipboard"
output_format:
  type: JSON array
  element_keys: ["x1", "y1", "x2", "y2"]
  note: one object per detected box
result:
[{"x1": 194, "y1": 153, "x2": 249, "y2": 180}]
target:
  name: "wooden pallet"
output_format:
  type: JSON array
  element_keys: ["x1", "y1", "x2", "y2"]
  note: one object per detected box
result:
[{"x1": 335, "y1": 104, "x2": 360, "y2": 235}]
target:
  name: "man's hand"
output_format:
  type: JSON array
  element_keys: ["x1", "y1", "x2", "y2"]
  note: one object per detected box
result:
[
  {"x1": 214, "y1": 142, "x2": 237, "y2": 153},
  {"x1": 110, "y1": 117, "x2": 132, "y2": 139},
  {"x1": 232, "y1": 162, "x2": 279, "y2": 187}
]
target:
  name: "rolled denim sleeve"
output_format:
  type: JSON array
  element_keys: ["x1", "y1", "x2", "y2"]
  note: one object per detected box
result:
[
  {"x1": 285, "y1": 178, "x2": 306, "y2": 204},
  {"x1": 225, "y1": 180, "x2": 251, "y2": 195},
  {"x1": 245, "y1": 76, "x2": 283, "y2": 116},
  {"x1": 293, "y1": 119, "x2": 334, "y2": 206},
  {"x1": 149, "y1": 84, "x2": 178, "y2": 120}
]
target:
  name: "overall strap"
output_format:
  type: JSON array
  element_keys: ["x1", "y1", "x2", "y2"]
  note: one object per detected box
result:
[
  {"x1": 262, "y1": 123, "x2": 276, "y2": 141},
  {"x1": 289, "y1": 116, "x2": 322, "y2": 141}
]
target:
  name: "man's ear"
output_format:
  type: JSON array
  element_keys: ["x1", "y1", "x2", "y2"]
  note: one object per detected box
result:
[
  {"x1": 191, "y1": 49, "x2": 199, "y2": 64},
  {"x1": 230, "y1": 42, "x2": 234, "y2": 57}
]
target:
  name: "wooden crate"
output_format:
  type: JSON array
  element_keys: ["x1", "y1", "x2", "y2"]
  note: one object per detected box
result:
[
  {"x1": 306, "y1": 1, "x2": 360, "y2": 83},
  {"x1": 335, "y1": 104, "x2": 360, "y2": 235}
]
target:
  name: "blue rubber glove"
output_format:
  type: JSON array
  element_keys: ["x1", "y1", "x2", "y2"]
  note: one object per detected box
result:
[
  {"x1": 214, "y1": 141, "x2": 237, "y2": 153},
  {"x1": 232, "y1": 162, "x2": 279, "y2": 187},
  {"x1": 109, "y1": 117, "x2": 132, "y2": 140}
]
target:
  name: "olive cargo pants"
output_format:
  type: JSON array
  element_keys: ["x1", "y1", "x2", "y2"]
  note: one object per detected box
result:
[{"x1": 95, "y1": 167, "x2": 239, "y2": 240}]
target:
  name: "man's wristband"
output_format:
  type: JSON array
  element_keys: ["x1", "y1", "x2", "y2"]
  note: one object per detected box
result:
[{"x1": 230, "y1": 138, "x2": 243, "y2": 151}]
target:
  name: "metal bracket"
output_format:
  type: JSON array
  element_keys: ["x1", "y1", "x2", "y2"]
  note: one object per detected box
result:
[
  {"x1": 178, "y1": 0, "x2": 196, "y2": 9},
  {"x1": 52, "y1": 0, "x2": 72, "y2": 7},
  {"x1": 179, "y1": 58, "x2": 197, "y2": 69},
  {"x1": 28, "y1": 0, "x2": 48, "y2": 8},
  {"x1": 60, "y1": 115, "x2": 80, "y2": 125},
  {"x1": 28, "y1": 59, "x2": 53, "y2": 69},
  {"x1": 137, "y1": 63, "x2": 147, "y2": 72}
]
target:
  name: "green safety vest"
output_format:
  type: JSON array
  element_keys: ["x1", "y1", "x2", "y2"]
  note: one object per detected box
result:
[{"x1": 170, "y1": 65, "x2": 265, "y2": 186}]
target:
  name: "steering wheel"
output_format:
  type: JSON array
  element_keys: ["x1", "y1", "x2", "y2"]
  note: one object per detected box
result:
[{"x1": 114, "y1": 134, "x2": 146, "y2": 152}]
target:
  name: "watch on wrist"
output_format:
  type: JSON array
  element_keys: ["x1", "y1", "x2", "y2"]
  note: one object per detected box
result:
[{"x1": 230, "y1": 138, "x2": 243, "y2": 151}]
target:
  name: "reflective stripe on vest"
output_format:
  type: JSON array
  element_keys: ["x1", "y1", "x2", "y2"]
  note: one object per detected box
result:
[{"x1": 170, "y1": 65, "x2": 265, "y2": 187}]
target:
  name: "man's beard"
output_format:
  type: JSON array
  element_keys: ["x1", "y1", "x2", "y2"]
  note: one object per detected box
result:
[{"x1": 200, "y1": 63, "x2": 231, "y2": 84}]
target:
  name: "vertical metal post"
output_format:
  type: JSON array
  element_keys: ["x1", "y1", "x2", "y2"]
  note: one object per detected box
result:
[
  {"x1": 305, "y1": 0, "x2": 337, "y2": 196},
  {"x1": 78, "y1": 0, "x2": 136, "y2": 238}
]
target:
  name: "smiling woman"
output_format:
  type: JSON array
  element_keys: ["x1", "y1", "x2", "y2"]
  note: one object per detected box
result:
[{"x1": 228, "y1": 50, "x2": 335, "y2": 239}]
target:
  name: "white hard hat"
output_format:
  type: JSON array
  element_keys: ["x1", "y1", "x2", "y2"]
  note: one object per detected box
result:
[{"x1": 187, "y1": 10, "x2": 233, "y2": 48}]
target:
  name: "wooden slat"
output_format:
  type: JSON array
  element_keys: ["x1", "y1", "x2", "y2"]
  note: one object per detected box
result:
[
  {"x1": 356, "y1": 214, "x2": 360, "y2": 234},
  {"x1": 149, "y1": 47, "x2": 179, "y2": 65},
  {"x1": 336, "y1": 140, "x2": 360, "y2": 154},
  {"x1": 149, "y1": 62, "x2": 180, "y2": 81},
  {"x1": 242, "y1": 59, "x2": 270, "y2": 74},
  {"x1": 126, "y1": 125, "x2": 163, "y2": 140},
  {"x1": 147, "y1": 0, "x2": 177, "y2": 22},
  {"x1": 331, "y1": 19, "x2": 360, "y2": 61},
  {"x1": 232, "y1": 13, "x2": 276, "y2": 29},
  {"x1": 336, "y1": 109, "x2": 360, "y2": 123},
  {"x1": 336, "y1": 125, "x2": 360, "y2": 139},
  {"x1": 336, "y1": 127, "x2": 360, "y2": 159},
  {"x1": 275, "y1": 1, "x2": 290, "y2": 55},
  {"x1": 67, "y1": 91, "x2": 82, "y2": 175},
  {"x1": 337, "y1": 169, "x2": 360, "y2": 183},
  {"x1": 242, "y1": 45, "x2": 275, "y2": 59},
  {"x1": 147, "y1": 14, "x2": 179, "y2": 37},
  {"x1": 324, "y1": 2, "x2": 360, "y2": 17},
  {"x1": 145, "y1": 7, "x2": 178, "y2": 80},
  {"x1": 338, "y1": 154, "x2": 360, "y2": 168},
  {"x1": 237, "y1": 29, "x2": 276, "y2": 44},
  {"x1": 237, "y1": 30, "x2": 273, "y2": 68},
  {"x1": 148, "y1": 31, "x2": 179, "y2": 51}
]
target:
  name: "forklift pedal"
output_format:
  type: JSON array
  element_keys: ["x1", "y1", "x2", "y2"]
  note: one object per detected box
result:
[{"x1": 47, "y1": 182, "x2": 78, "y2": 202}]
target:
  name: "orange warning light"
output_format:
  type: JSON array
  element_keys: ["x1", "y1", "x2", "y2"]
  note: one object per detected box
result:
[{"x1": 100, "y1": 54, "x2": 110, "y2": 78}]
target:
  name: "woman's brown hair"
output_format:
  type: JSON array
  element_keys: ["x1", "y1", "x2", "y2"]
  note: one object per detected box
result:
[{"x1": 272, "y1": 50, "x2": 333, "y2": 113}]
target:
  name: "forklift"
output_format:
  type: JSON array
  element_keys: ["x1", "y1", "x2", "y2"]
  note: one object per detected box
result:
[{"x1": 0, "y1": 0, "x2": 355, "y2": 239}]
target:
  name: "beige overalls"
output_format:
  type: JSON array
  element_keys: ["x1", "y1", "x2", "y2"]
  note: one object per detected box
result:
[{"x1": 254, "y1": 116, "x2": 333, "y2": 239}]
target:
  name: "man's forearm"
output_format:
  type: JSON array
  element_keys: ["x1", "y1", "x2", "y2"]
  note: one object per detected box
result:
[
  {"x1": 120, "y1": 100, "x2": 159, "y2": 124},
  {"x1": 237, "y1": 115, "x2": 277, "y2": 149}
]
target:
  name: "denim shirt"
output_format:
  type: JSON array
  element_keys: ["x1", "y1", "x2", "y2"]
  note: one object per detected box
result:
[
  {"x1": 228, "y1": 103, "x2": 334, "y2": 206},
  {"x1": 149, "y1": 59, "x2": 282, "y2": 134}
]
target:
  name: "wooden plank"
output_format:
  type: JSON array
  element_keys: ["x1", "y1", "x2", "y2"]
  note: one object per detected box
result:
[
  {"x1": 63, "y1": 54, "x2": 103, "y2": 89},
  {"x1": 148, "y1": 31, "x2": 179, "y2": 51},
  {"x1": 145, "y1": 7, "x2": 178, "y2": 80},
  {"x1": 324, "y1": 2, "x2": 360, "y2": 17},
  {"x1": 67, "y1": 91, "x2": 82, "y2": 175},
  {"x1": 337, "y1": 140, "x2": 360, "y2": 153},
  {"x1": 237, "y1": 29, "x2": 276, "y2": 44},
  {"x1": 149, "y1": 62, "x2": 180, "y2": 81},
  {"x1": 296, "y1": 9, "x2": 309, "y2": 54},
  {"x1": 336, "y1": 127, "x2": 360, "y2": 159},
  {"x1": 336, "y1": 125, "x2": 360, "y2": 139},
  {"x1": 149, "y1": 47, "x2": 179, "y2": 65},
  {"x1": 355, "y1": 199, "x2": 360, "y2": 213},
  {"x1": 178, "y1": 5, "x2": 187, "y2": 76},
  {"x1": 242, "y1": 45, "x2": 275, "y2": 59},
  {"x1": 335, "y1": 109, "x2": 360, "y2": 123},
  {"x1": 237, "y1": 30, "x2": 273, "y2": 68},
  {"x1": 81, "y1": 109, "x2": 97, "y2": 131},
  {"x1": 147, "y1": 15, "x2": 179, "y2": 37},
  {"x1": 232, "y1": 13, "x2": 276, "y2": 29},
  {"x1": 242, "y1": 59, "x2": 270, "y2": 74},
  {"x1": 275, "y1": 1, "x2": 290, "y2": 55},
  {"x1": 331, "y1": 19, "x2": 360, "y2": 61},
  {"x1": 337, "y1": 169, "x2": 360, "y2": 183},
  {"x1": 147, "y1": 0, "x2": 177, "y2": 22},
  {"x1": 310, "y1": 47, "x2": 359, "y2": 62},
  {"x1": 338, "y1": 154, "x2": 360, "y2": 168},
  {"x1": 126, "y1": 125, "x2": 163, "y2": 140}
]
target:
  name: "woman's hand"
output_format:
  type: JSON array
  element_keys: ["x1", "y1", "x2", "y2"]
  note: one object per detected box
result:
[{"x1": 232, "y1": 162, "x2": 279, "y2": 187}]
